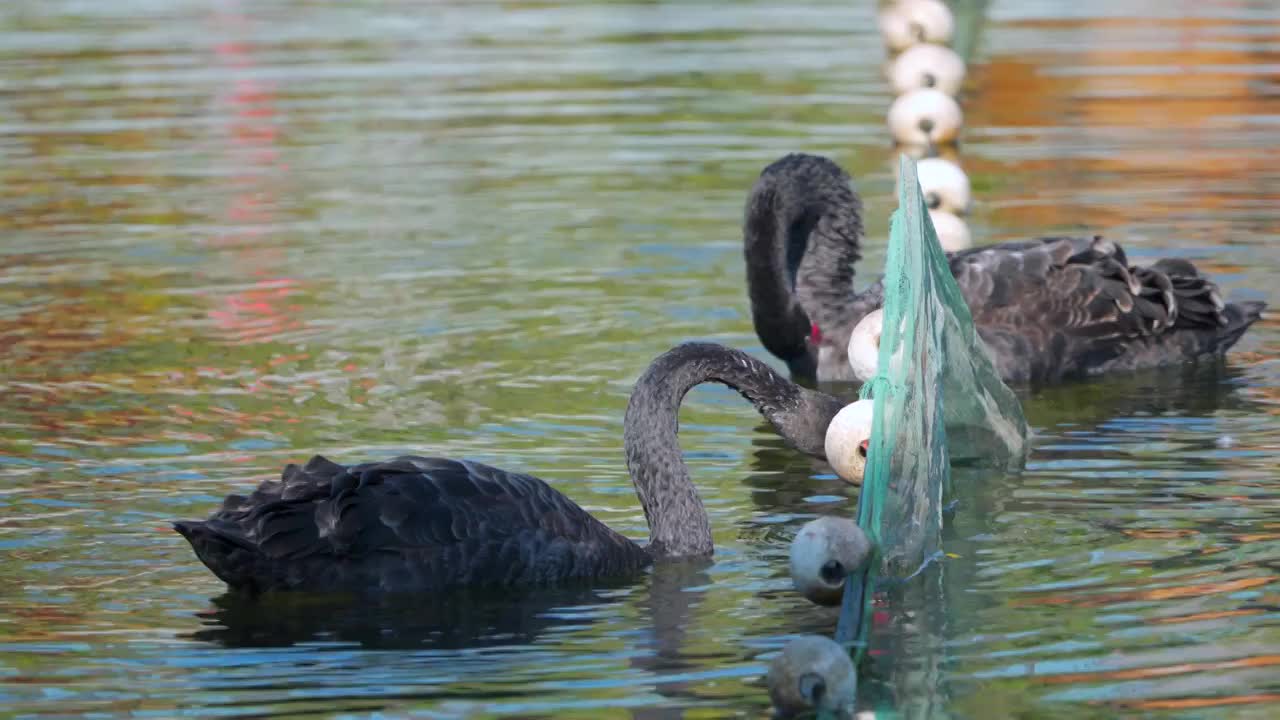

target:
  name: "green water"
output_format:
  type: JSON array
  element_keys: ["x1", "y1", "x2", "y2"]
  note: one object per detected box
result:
[{"x1": 1, "y1": 1, "x2": 1277, "y2": 717}]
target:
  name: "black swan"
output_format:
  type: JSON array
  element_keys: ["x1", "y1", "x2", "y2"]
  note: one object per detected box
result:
[
  {"x1": 174, "y1": 342, "x2": 854, "y2": 594},
  {"x1": 744, "y1": 153, "x2": 1267, "y2": 384}
]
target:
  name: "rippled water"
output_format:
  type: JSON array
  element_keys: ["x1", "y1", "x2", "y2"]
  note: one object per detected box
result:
[{"x1": 1, "y1": 0, "x2": 1278, "y2": 717}]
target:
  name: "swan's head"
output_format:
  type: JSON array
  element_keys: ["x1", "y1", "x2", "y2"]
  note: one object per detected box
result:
[
  {"x1": 887, "y1": 88, "x2": 963, "y2": 147},
  {"x1": 789, "y1": 516, "x2": 874, "y2": 606},
  {"x1": 928, "y1": 210, "x2": 972, "y2": 252},
  {"x1": 846, "y1": 309, "x2": 883, "y2": 383},
  {"x1": 916, "y1": 157, "x2": 971, "y2": 215},
  {"x1": 824, "y1": 398, "x2": 875, "y2": 485},
  {"x1": 878, "y1": 0, "x2": 955, "y2": 53},
  {"x1": 767, "y1": 635, "x2": 858, "y2": 718},
  {"x1": 888, "y1": 42, "x2": 966, "y2": 96}
]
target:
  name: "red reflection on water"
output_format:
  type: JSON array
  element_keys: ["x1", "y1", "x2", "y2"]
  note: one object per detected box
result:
[{"x1": 203, "y1": 0, "x2": 304, "y2": 349}]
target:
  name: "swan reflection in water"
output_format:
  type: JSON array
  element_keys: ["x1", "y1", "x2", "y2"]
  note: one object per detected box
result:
[
  {"x1": 186, "y1": 564, "x2": 735, "y2": 717},
  {"x1": 186, "y1": 582, "x2": 632, "y2": 651}
]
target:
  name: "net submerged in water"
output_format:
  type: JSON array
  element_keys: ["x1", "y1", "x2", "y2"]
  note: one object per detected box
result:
[{"x1": 838, "y1": 155, "x2": 1029, "y2": 644}]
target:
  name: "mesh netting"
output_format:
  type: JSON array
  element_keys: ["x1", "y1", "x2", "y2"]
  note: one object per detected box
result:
[{"x1": 855, "y1": 154, "x2": 1028, "y2": 581}]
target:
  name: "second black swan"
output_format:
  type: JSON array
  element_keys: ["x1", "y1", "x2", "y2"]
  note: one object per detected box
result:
[{"x1": 744, "y1": 153, "x2": 1267, "y2": 384}]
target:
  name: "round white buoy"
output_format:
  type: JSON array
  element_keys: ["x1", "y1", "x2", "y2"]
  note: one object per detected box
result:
[
  {"x1": 824, "y1": 398, "x2": 876, "y2": 485},
  {"x1": 928, "y1": 210, "x2": 972, "y2": 252},
  {"x1": 790, "y1": 516, "x2": 874, "y2": 606},
  {"x1": 887, "y1": 88, "x2": 962, "y2": 146},
  {"x1": 845, "y1": 311, "x2": 883, "y2": 384},
  {"x1": 878, "y1": 0, "x2": 955, "y2": 53},
  {"x1": 916, "y1": 157, "x2": 971, "y2": 214},
  {"x1": 767, "y1": 635, "x2": 858, "y2": 718},
  {"x1": 888, "y1": 43, "x2": 966, "y2": 96}
]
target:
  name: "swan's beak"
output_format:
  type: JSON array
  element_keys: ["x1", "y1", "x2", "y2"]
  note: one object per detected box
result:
[{"x1": 805, "y1": 323, "x2": 824, "y2": 359}]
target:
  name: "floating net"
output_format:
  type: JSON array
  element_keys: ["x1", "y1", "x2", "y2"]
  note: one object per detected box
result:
[{"x1": 836, "y1": 155, "x2": 1029, "y2": 646}]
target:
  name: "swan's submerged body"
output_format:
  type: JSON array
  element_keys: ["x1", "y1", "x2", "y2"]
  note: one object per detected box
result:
[
  {"x1": 175, "y1": 455, "x2": 650, "y2": 594},
  {"x1": 176, "y1": 343, "x2": 848, "y2": 594},
  {"x1": 744, "y1": 153, "x2": 1266, "y2": 385}
]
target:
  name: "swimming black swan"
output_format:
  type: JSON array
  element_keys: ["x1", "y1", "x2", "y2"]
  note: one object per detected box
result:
[
  {"x1": 175, "y1": 342, "x2": 849, "y2": 594},
  {"x1": 744, "y1": 153, "x2": 1267, "y2": 384}
]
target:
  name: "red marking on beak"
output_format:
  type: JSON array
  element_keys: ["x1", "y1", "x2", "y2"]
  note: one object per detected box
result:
[
  {"x1": 859, "y1": 439, "x2": 869, "y2": 452},
  {"x1": 810, "y1": 323, "x2": 822, "y2": 343}
]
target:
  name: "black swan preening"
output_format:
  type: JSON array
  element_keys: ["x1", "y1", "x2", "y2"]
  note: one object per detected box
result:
[
  {"x1": 175, "y1": 342, "x2": 848, "y2": 594},
  {"x1": 744, "y1": 153, "x2": 1267, "y2": 384}
]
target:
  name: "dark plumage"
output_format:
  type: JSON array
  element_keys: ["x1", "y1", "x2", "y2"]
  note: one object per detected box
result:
[
  {"x1": 175, "y1": 343, "x2": 845, "y2": 594},
  {"x1": 744, "y1": 153, "x2": 1266, "y2": 385}
]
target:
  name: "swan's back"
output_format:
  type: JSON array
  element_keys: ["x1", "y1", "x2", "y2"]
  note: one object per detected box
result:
[
  {"x1": 949, "y1": 236, "x2": 1266, "y2": 383},
  {"x1": 175, "y1": 455, "x2": 650, "y2": 594}
]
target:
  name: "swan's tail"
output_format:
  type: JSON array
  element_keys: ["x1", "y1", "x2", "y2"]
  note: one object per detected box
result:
[
  {"x1": 173, "y1": 520, "x2": 262, "y2": 593},
  {"x1": 1146, "y1": 254, "x2": 1264, "y2": 353},
  {"x1": 1219, "y1": 300, "x2": 1267, "y2": 351}
]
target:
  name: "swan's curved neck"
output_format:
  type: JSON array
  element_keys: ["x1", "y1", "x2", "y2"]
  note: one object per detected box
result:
[
  {"x1": 743, "y1": 155, "x2": 869, "y2": 357},
  {"x1": 795, "y1": 209, "x2": 864, "y2": 341},
  {"x1": 623, "y1": 343, "x2": 844, "y2": 559},
  {"x1": 745, "y1": 171, "x2": 815, "y2": 376}
]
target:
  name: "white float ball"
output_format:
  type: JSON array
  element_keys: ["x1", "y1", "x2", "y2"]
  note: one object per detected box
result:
[
  {"x1": 887, "y1": 88, "x2": 963, "y2": 146},
  {"x1": 916, "y1": 157, "x2": 971, "y2": 215},
  {"x1": 845, "y1": 311, "x2": 883, "y2": 384},
  {"x1": 928, "y1": 210, "x2": 972, "y2": 252},
  {"x1": 889, "y1": 43, "x2": 966, "y2": 96},
  {"x1": 824, "y1": 398, "x2": 876, "y2": 485},
  {"x1": 879, "y1": 0, "x2": 955, "y2": 52}
]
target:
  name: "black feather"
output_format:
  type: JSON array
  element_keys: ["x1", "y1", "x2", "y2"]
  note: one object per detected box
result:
[{"x1": 174, "y1": 455, "x2": 651, "y2": 594}]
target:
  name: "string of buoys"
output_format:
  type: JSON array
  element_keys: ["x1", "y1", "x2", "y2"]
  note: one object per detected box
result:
[
  {"x1": 767, "y1": 2, "x2": 972, "y2": 716},
  {"x1": 882, "y1": 0, "x2": 972, "y2": 252},
  {"x1": 768, "y1": 516, "x2": 871, "y2": 718}
]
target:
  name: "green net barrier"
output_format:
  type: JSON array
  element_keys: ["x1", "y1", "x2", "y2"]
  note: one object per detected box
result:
[{"x1": 835, "y1": 154, "x2": 1029, "y2": 649}]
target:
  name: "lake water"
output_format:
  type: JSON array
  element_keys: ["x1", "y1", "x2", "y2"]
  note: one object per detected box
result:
[{"x1": 1, "y1": 0, "x2": 1277, "y2": 717}]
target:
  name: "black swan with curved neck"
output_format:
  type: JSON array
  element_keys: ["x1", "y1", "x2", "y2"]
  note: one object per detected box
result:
[
  {"x1": 175, "y1": 343, "x2": 845, "y2": 594},
  {"x1": 744, "y1": 153, "x2": 1267, "y2": 384}
]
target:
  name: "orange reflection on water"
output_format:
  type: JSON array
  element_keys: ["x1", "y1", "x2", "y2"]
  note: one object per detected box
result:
[
  {"x1": 1017, "y1": 575, "x2": 1273, "y2": 609},
  {"x1": 973, "y1": 13, "x2": 1280, "y2": 240},
  {"x1": 1043, "y1": 653, "x2": 1280, "y2": 686},
  {"x1": 1151, "y1": 608, "x2": 1265, "y2": 625},
  {"x1": 1123, "y1": 692, "x2": 1280, "y2": 711}
]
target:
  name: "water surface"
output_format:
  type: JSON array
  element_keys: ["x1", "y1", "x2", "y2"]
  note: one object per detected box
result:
[{"x1": 1, "y1": 0, "x2": 1278, "y2": 717}]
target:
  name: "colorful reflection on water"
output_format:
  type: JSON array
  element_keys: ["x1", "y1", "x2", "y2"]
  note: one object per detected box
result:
[{"x1": 0, "y1": 0, "x2": 1277, "y2": 717}]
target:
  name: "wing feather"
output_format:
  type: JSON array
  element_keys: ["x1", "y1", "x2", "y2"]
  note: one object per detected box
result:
[
  {"x1": 176, "y1": 455, "x2": 650, "y2": 593},
  {"x1": 948, "y1": 236, "x2": 1237, "y2": 382}
]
